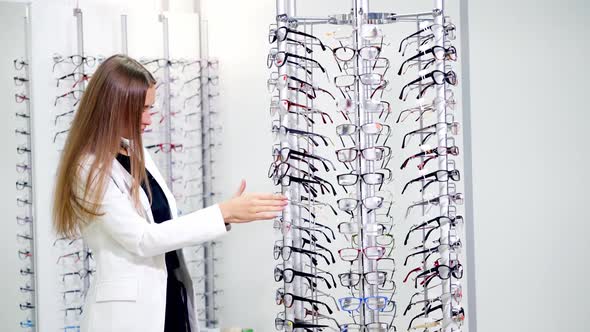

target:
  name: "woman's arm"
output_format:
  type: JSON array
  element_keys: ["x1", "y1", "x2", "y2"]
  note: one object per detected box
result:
[{"x1": 95, "y1": 178, "x2": 228, "y2": 257}]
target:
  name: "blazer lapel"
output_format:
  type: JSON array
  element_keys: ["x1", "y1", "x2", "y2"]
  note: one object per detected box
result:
[
  {"x1": 143, "y1": 148, "x2": 179, "y2": 219},
  {"x1": 110, "y1": 158, "x2": 154, "y2": 223}
]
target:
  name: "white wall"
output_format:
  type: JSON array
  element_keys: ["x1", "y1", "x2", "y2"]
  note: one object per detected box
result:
[{"x1": 467, "y1": 0, "x2": 590, "y2": 331}]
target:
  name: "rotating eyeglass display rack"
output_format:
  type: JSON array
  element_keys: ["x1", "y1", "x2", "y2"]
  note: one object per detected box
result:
[{"x1": 269, "y1": 0, "x2": 470, "y2": 331}]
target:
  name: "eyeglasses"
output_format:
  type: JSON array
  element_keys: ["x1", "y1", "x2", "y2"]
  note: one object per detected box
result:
[
  {"x1": 272, "y1": 146, "x2": 336, "y2": 172},
  {"x1": 53, "y1": 54, "x2": 102, "y2": 72},
  {"x1": 404, "y1": 215, "x2": 464, "y2": 245},
  {"x1": 351, "y1": 233, "x2": 394, "y2": 248},
  {"x1": 269, "y1": 50, "x2": 327, "y2": 77},
  {"x1": 396, "y1": 94, "x2": 455, "y2": 123},
  {"x1": 401, "y1": 121, "x2": 460, "y2": 149},
  {"x1": 60, "y1": 269, "x2": 95, "y2": 282},
  {"x1": 56, "y1": 250, "x2": 93, "y2": 264},
  {"x1": 18, "y1": 249, "x2": 33, "y2": 260},
  {"x1": 398, "y1": 45, "x2": 457, "y2": 75},
  {"x1": 269, "y1": 73, "x2": 335, "y2": 100},
  {"x1": 274, "y1": 240, "x2": 331, "y2": 266},
  {"x1": 402, "y1": 169, "x2": 461, "y2": 195},
  {"x1": 338, "y1": 296, "x2": 388, "y2": 312},
  {"x1": 275, "y1": 215, "x2": 336, "y2": 240},
  {"x1": 15, "y1": 113, "x2": 30, "y2": 122},
  {"x1": 337, "y1": 195, "x2": 391, "y2": 215},
  {"x1": 404, "y1": 289, "x2": 462, "y2": 318},
  {"x1": 404, "y1": 240, "x2": 463, "y2": 266},
  {"x1": 269, "y1": 26, "x2": 327, "y2": 51},
  {"x1": 56, "y1": 72, "x2": 91, "y2": 88},
  {"x1": 338, "y1": 270, "x2": 388, "y2": 288},
  {"x1": 276, "y1": 288, "x2": 334, "y2": 314},
  {"x1": 275, "y1": 174, "x2": 336, "y2": 197},
  {"x1": 275, "y1": 219, "x2": 335, "y2": 244},
  {"x1": 14, "y1": 76, "x2": 29, "y2": 86},
  {"x1": 338, "y1": 246, "x2": 386, "y2": 262},
  {"x1": 272, "y1": 121, "x2": 333, "y2": 147},
  {"x1": 54, "y1": 89, "x2": 84, "y2": 106},
  {"x1": 14, "y1": 57, "x2": 28, "y2": 70},
  {"x1": 408, "y1": 304, "x2": 464, "y2": 331},
  {"x1": 333, "y1": 44, "x2": 382, "y2": 63},
  {"x1": 274, "y1": 316, "x2": 329, "y2": 332},
  {"x1": 140, "y1": 58, "x2": 181, "y2": 72},
  {"x1": 400, "y1": 145, "x2": 460, "y2": 170},
  {"x1": 16, "y1": 181, "x2": 32, "y2": 190},
  {"x1": 338, "y1": 221, "x2": 393, "y2": 238},
  {"x1": 336, "y1": 170, "x2": 390, "y2": 193},
  {"x1": 399, "y1": 70, "x2": 457, "y2": 101},
  {"x1": 16, "y1": 198, "x2": 32, "y2": 206},
  {"x1": 336, "y1": 146, "x2": 391, "y2": 164},
  {"x1": 55, "y1": 110, "x2": 75, "y2": 125},
  {"x1": 336, "y1": 122, "x2": 391, "y2": 146},
  {"x1": 53, "y1": 129, "x2": 70, "y2": 143},
  {"x1": 16, "y1": 215, "x2": 33, "y2": 225},
  {"x1": 414, "y1": 262, "x2": 464, "y2": 287},
  {"x1": 146, "y1": 143, "x2": 184, "y2": 153},
  {"x1": 15, "y1": 93, "x2": 30, "y2": 103},
  {"x1": 399, "y1": 23, "x2": 457, "y2": 56},
  {"x1": 405, "y1": 193, "x2": 464, "y2": 218},
  {"x1": 274, "y1": 264, "x2": 334, "y2": 289},
  {"x1": 270, "y1": 97, "x2": 334, "y2": 125},
  {"x1": 19, "y1": 302, "x2": 35, "y2": 310},
  {"x1": 63, "y1": 306, "x2": 83, "y2": 316}
]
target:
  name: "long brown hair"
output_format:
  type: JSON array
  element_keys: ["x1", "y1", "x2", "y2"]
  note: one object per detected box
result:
[{"x1": 53, "y1": 54, "x2": 156, "y2": 238}]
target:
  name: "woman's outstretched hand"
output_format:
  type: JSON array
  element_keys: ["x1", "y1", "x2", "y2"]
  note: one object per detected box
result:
[{"x1": 219, "y1": 180, "x2": 288, "y2": 223}]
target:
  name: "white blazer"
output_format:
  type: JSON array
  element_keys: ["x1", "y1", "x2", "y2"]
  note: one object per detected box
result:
[{"x1": 78, "y1": 148, "x2": 227, "y2": 332}]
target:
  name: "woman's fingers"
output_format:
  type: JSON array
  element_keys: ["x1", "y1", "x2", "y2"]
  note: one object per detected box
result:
[
  {"x1": 253, "y1": 205, "x2": 286, "y2": 213},
  {"x1": 233, "y1": 179, "x2": 247, "y2": 198},
  {"x1": 254, "y1": 212, "x2": 282, "y2": 220},
  {"x1": 253, "y1": 198, "x2": 288, "y2": 206},
  {"x1": 251, "y1": 192, "x2": 287, "y2": 200}
]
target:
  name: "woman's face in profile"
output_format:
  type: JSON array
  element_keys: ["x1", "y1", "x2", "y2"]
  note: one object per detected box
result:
[{"x1": 141, "y1": 85, "x2": 156, "y2": 133}]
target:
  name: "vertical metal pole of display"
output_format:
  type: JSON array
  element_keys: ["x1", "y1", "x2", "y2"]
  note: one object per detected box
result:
[
  {"x1": 353, "y1": 0, "x2": 378, "y2": 325},
  {"x1": 200, "y1": 18, "x2": 217, "y2": 329},
  {"x1": 459, "y1": 0, "x2": 477, "y2": 330},
  {"x1": 24, "y1": 6, "x2": 38, "y2": 331},
  {"x1": 416, "y1": 17, "x2": 432, "y2": 313},
  {"x1": 159, "y1": 13, "x2": 173, "y2": 190},
  {"x1": 287, "y1": 0, "x2": 305, "y2": 322},
  {"x1": 276, "y1": 0, "x2": 303, "y2": 323},
  {"x1": 73, "y1": 7, "x2": 91, "y2": 294},
  {"x1": 433, "y1": 0, "x2": 452, "y2": 325},
  {"x1": 121, "y1": 14, "x2": 128, "y2": 55}
]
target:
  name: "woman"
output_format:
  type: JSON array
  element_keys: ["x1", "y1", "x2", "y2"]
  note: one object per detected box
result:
[{"x1": 52, "y1": 54, "x2": 286, "y2": 332}]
